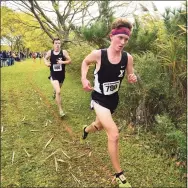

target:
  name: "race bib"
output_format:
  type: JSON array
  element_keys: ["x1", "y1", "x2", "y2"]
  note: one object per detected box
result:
[
  {"x1": 53, "y1": 64, "x2": 62, "y2": 71},
  {"x1": 103, "y1": 80, "x2": 120, "y2": 95}
]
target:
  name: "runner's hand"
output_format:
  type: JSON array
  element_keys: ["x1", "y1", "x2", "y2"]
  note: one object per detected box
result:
[
  {"x1": 45, "y1": 62, "x2": 51, "y2": 67},
  {"x1": 57, "y1": 60, "x2": 63, "y2": 64},
  {"x1": 128, "y1": 73, "x2": 137, "y2": 83},
  {"x1": 81, "y1": 78, "x2": 93, "y2": 91}
]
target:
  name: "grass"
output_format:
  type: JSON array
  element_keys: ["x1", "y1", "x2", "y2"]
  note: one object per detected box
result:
[{"x1": 1, "y1": 59, "x2": 186, "y2": 187}]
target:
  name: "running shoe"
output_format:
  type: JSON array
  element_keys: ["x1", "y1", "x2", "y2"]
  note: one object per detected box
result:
[
  {"x1": 60, "y1": 110, "x2": 65, "y2": 117},
  {"x1": 115, "y1": 172, "x2": 131, "y2": 188},
  {"x1": 82, "y1": 125, "x2": 89, "y2": 139}
]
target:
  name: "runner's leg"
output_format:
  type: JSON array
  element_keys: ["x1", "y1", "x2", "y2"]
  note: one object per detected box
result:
[
  {"x1": 93, "y1": 101, "x2": 122, "y2": 173},
  {"x1": 50, "y1": 78, "x2": 63, "y2": 112}
]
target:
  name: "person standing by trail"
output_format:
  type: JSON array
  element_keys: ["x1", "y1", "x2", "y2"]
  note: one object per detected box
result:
[
  {"x1": 81, "y1": 18, "x2": 137, "y2": 187},
  {"x1": 32, "y1": 52, "x2": 37, "y2": 63},
  {"x1": 38, "y1": 52, "x2": 42, "y2": 64},
  {"x1": 44, "y1": 38, "x2": 71, "y2": 117}
]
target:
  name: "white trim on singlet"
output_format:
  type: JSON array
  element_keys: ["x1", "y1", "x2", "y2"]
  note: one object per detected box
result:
[{"x1": 94, "y1": 70, "x2": 102, "y2": 94}]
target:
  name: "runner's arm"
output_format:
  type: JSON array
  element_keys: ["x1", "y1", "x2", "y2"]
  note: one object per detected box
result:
[
  {"x1": 44, "y1": 50, "x2": 51, "y2": 67},
  {"x1": 81, "y1": 50, "x2": 100, "y2": 91},
  {"x1": 126, "y1": 54, "x2": 137, "y2": 83},
  {"x1": 57, "y1": 50, "x2": 71, "y2": 64}
]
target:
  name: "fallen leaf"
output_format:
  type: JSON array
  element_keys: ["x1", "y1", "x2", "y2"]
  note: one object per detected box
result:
[
  {"x1": 88, "y1": 152, "x2": 92, "y2": 157},
  {"x1": 21, "y1": 116, "x2": 25, "y2": 121},
  {"x1": 176, "y1": 161, "x2": 181, "y2": 167},
  {"x1": 44, "y1": 136, "x2": 54, "y2": 149}
]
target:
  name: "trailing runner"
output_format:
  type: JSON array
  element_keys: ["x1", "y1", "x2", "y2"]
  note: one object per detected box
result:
[{"x1": 44, "y1": 38, "x2": 71, "y2": 117}]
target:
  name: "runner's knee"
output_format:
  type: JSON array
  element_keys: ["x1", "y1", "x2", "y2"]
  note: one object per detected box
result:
[
  {"x1": 93, "y1": 124, "x2": 102, "y2": 131},
  {"x1": 108, "y1": 129, "x2": 119, "y2": 142},
  {"x1": 93, "y1": 120, "x2": 103, "y2": 131},
  {"x1": 56, "y1": 89, "x2": 61, "y2": 95}
]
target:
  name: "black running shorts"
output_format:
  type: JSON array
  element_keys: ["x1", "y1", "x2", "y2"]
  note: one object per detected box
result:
[
  {"x1": 48, "y1": 73, "x2": 65, "y2": 84},
  {"x1": 91, "y1": 90, "x2": 119, "y2": 114}
]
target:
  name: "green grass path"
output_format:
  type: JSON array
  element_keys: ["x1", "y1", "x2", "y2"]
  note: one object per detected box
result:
[{"x1": 1, "y1": 59, "x2": 186, "y2": 187}]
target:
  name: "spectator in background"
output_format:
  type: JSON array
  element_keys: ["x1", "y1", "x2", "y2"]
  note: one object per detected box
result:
[
  {"x1": 1, "y1": 51, "x2": 8, "y2": 66},
  {"x1": 29, "y1": 52, "x2": 32, "y2": 58},
  {"x1": 38, "y1": 52, "x2": 42, "y2": 63},
  {"x1": 10, "y1": 51, "x2": 15, "y2": 65},
  {"x1": 32, "y1": 52, "x2": 37, "y2": 63}
]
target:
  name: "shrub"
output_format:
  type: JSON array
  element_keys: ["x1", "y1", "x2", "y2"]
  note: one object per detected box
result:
[
  {"x1": 66, "y1": 42, "x2": 95, "y2": 78},
  {"x1": 118, "y1": 51, "x2": 169, "y2": 125},
  {"x1": 154, "y1": 114, "x2": 186, "y2": 163}
]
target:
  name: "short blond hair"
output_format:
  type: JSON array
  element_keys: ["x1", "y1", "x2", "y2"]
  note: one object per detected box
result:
[{"x1": 111, "y1": 18, "x2": 132, "y2": 31}]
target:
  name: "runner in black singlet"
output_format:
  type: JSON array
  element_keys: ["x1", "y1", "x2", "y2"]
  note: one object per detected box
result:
[
  {"x1": 44, "y1": 38, "x2": 71, "y2": 117},
  {"x1": 81, "y1": 18, "x2": 137, "y2": 187},
  {"x1": 91, "y1": 49, "x2": 128, "y2": 113}
]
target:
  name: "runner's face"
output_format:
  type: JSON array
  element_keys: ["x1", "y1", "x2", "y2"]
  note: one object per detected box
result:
[
  {"x1": 53, "y1": 40, "x2": 61, "y2": 51},
  {"x1": 110, "y1": 34, "x2": 129, "y2": 52}
]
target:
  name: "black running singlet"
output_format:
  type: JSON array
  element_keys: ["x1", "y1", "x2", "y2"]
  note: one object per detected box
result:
[
  {"x1": 50, "y1": 50, "x2": 66, "y2": 81},
  {"x1": 93, "y1": 49, "x2": 128, "y2": 95}
]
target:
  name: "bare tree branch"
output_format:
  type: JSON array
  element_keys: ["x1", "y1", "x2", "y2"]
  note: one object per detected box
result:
[
  {"x1": 28, "y1": 0, "x2": 54, "y2": 40},
  {"x1": 62, "y1": 1, "x2": 71, "y2": 19},
  {"x1": 51, "y1": 0, "x2": 62, "y2": 23},
  {"x1": 11, "y1": 0, "x2": 31, "y2": 11},
  {"x1": 33, "y1": 0, "x2": 59, "y2": 31}
]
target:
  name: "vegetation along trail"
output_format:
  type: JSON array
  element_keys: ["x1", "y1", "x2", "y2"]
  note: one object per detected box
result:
[{"x1": 1, "y1": 59, "x2": 186, "y2": 187}]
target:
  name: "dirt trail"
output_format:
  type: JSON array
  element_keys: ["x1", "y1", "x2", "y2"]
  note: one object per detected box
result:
[{"x1": 27, "y1": 64, "x2": 116, "y2": 187}]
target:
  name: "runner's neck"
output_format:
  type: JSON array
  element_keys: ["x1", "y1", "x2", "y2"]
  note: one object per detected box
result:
[{"x1": 53, "y1": 50, "x2": 61, "y2": 55}]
